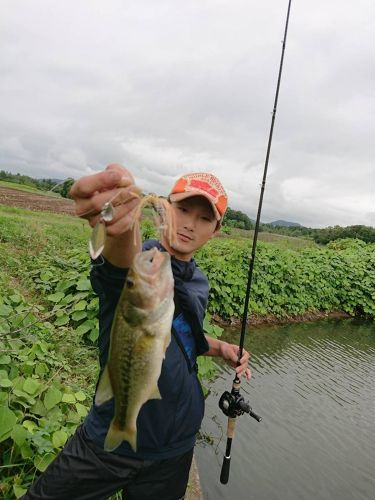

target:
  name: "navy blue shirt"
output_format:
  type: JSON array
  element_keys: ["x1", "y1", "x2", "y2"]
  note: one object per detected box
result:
[{"x1": 83, "y1": 240, "x2": 210, "y2": 460}]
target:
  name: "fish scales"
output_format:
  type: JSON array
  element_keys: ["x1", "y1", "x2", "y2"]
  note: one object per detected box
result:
[{"x1": 95, "y1": 248, "x2": 175, "y2": 452}]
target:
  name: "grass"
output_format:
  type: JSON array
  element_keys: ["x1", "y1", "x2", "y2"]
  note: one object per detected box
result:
[
  {"x1": 218, "y1": 227, "x2": 316, "y2": 250},
  {"x1": 0, "y1": 206, "x2": 90, "y2": 306},
  {"x1": 0, "y1": 180, "x2": 61, "y2": 197}
]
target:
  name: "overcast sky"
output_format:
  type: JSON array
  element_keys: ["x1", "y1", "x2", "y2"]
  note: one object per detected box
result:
[{"x1": 1, "y1": 0, "x2": 374, "y2": 227}]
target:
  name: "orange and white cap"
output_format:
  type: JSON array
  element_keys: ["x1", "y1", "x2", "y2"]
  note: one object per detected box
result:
[{"x1": 169, "y1": 172, "x2": 228, "y2": 222}]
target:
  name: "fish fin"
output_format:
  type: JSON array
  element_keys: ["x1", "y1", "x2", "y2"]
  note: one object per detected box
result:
[
  {"x1": 95, "y1": 365, "x2": 113, "y2": 406},
  {"x1": 150, "y1": 385, "x2": 161, "y2": 400},
  {"x1": 104, "y1": 418, "x2": 137, "y2": 452}
]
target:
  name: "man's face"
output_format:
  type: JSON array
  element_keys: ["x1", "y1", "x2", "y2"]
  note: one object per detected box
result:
[{"x1": 163, "y1": 195, "x2": 218, "y2": 261}]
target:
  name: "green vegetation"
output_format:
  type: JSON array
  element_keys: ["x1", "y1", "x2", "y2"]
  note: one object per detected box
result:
[
  {"x1": 0, "y1": 203, "x2": 374, "y2": 497},
  {"x1": 197, "y1": 238, "x2": 375, "y2": 319},
  {"x1": 0, "y1": 170, "x2": 73, "y2": 198},
  {"x1": 223, "y1": 207, "x2": 254, "y2": 230},
  {"x1": 218, "y1": 228, "x2": 316, "y2": 250},
  {"x1": 2, "y1": 171, "x2": 374, "y2": 242},
  {"x1": 0, "y1": 180, "x2": 59, "y2": 197},
  {"x1": 312, "y1": 225, "x2": 375, "y2": 244},
  {"x1": 0, "y1": 206, "x2": 222, "y2": 496},
  {"x1": 221, "y1": 204, "x2": 374, "y2": 245}
]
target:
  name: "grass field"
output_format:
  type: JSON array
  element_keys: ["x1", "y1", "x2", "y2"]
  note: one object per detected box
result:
[
  {"x1": 218, "y1": 226, "x2": 316, "y2": 249},
  {"x1": 0, "y1": 179, "x2": 61, "y2": 196}
]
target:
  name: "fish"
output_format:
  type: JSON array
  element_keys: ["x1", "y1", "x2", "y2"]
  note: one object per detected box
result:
[{"x1": 95, "y1": 247, "x2": 175, "y2": 452}]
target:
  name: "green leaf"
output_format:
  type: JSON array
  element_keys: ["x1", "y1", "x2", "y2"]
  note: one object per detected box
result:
[
  {"x1": 35, "y1": 362, "x2": 48, "y2": 375},
  {"x1": 30, "y1": 400, "x2": 47, "y2": 417},
  {"x1": 22, "y1": 419, "x2": 38, "y2": 434},
  {"x1": 20, "y1": 443, "x2": 33, "y2": 458},
  {"x1": 66, "y1": 410, "x2": 81, "y2": 424},
  {"x1": 89, "y1": 327, "x2": 99, "y2": 343},
  {"x1": 0, "y1": 322, "x2": 10, "y2": 334},
  {"x1": 75, "y1": 321, "x2": 92, "y2": 336},
  {"x1": 13, "y1": 484, "x2": 28, "y2": 499},
  {"x1": 47, "y1": 292, "x2": 65, "y2": 303},
  {"x1": 71, "y1": 310, "x2": 87, "y2": 321},
  {"x1": 0, "y1": 354, "x2": 11, "y2": 364},
  {"x1": 11, "y1": 424, "x2": 28, "y2": 446},
  {"x1": 0, "y1": 304, "x2": 12, "y2": 316},
  {"x1": 9, "y1": 294, "x2": 22, "y2": 304},
  {"x1": 34, "y1": 452, "x2": 56, "y2": 472},
  {"x1": 74, "y1": 300, "x2": 88, "y2": 311},
  {"x1": 40, "y1": 270, "x2": 53, "y2": 281},
  {"x1": 0, "y1": 406, "x2": 17, "y2": 442},
  {"x1": 23, "y1": 378, "x2": 41, "y2": 395},
  {"x1": 44, "y1": 387, "x2": 62, "y2": 410},
  {"x1": 54, "y1": 314, "x2": 70, "y2": 326},
  {"x1": 0, "y1": 378, "x2": 12, "y2": 388},
  {"x1": 75, "y1": 403, "x2": 88, "y2": 417},
  {"x1": 55, "y1": 280, "x2": 75, "y2": 292},
  {"x1": 52, "y1": 430, "x2": 68, "y2": 448},
  {"x1": 74, "y1": 391, "x2": 86, "y2": 402},
  {"x1": 0, "y1": 391, "x2": 8, "y2": 403},
  {"x1": 76, "y1": 279, "x2": 91, "y2": 291},
  {"x1": 62, "y1": 393, "x2": 76, "y2": 404}
]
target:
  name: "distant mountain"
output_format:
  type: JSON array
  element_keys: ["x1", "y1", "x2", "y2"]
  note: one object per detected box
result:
[
  {"x1": 37, "y1": 178, "x2": 64, "y2": 183},
  {"x1": 269, "y1": 220, "x2": 302, "y2": 228}
]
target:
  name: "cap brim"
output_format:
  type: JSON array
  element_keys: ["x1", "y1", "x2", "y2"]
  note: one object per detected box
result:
[{"x1": 169, "y1": 192, "x2": 221, "y2": 221}]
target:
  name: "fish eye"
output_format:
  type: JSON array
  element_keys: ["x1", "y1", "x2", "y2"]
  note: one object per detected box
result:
[{"x1": 126, "y1": 278, "x2": 134, "y2": 288}]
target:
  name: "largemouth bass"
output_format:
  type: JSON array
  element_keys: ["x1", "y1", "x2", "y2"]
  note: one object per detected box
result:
[{"x1": 95, "y1": 247, "x2": 175, "y2": 452}]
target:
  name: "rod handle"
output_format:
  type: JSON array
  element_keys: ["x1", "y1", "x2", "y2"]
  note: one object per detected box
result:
[{"x1": 220, "y1": 455, "x2": 231, "y2": 484}]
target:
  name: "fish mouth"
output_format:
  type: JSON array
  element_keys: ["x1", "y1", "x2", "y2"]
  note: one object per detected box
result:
[{"x1": 134, "y1": 248, "x2": 170, "y2": 282}]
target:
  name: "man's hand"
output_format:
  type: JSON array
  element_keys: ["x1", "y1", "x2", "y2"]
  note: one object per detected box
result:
[
  {"x1": 219, "y1": 342, "x2": 251, "y2": 381},
  {"x1": 69, "y1": 164, "x2": 141, "y2": 237},
  {"x1": 70, "y1": 164, "x2": 142, "y2": 267},
  {"x1": 205, "y1": 337, "x2": 251, "y2": 381}
]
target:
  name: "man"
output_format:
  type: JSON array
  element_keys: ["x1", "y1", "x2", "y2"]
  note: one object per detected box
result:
[{"x1": 24, "y1": 164, "x2": 250, "y2": 500}]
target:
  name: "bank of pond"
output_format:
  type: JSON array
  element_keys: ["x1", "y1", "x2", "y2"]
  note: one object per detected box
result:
[{"x1": 197, "y1": 237, "x2": 374, "y2": 321}]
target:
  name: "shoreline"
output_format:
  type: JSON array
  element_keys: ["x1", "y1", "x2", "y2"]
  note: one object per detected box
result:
[{"x1": 212, "y1": 309, "x2": 354, "y2": 329}]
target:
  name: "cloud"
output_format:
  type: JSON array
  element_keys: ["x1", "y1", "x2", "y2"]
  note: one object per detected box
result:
[{"x1": 0, "y1": 0, "x2": 374, "y2": 227}]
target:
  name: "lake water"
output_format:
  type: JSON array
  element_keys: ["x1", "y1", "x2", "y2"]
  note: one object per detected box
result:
[{"x1": 195, "y1": 318, "x2": 375, "y2": 500}]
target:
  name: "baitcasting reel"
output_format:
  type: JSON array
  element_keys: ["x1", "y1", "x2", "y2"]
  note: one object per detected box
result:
[{"x1": 219, "y1": 390, "x2": 262, "y2": 422}]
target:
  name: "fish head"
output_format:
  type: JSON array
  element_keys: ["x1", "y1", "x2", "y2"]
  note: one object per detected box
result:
[{"x1": 124, "y1": 248, "x2": 174, "y2": 313}]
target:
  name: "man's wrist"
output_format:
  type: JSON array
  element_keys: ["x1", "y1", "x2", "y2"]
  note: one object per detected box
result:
[{"x1": 219, "y1": 340, "x2": 229, "y2": 357}]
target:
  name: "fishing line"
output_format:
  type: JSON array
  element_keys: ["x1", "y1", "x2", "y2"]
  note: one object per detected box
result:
[{"x1": 218, "y1": 0, "x2": 292, "y2": 484}]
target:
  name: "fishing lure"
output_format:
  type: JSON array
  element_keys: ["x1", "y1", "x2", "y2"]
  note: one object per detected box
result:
[
  {"x1": 89, "y1": 193, "x2": 175, "y2": 259},
  {"x1": 89, "y1": 202, "x2": 115, "y2": 259}
]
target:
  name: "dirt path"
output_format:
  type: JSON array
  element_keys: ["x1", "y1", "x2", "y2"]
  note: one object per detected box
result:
[{"x1": 0, "y1": 186, "x2": 75, "y2": 215}]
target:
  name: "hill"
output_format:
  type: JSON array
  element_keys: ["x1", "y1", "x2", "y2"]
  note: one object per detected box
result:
[{"x1": 269, "y1": 220, "x2": 302, "y2": 227}]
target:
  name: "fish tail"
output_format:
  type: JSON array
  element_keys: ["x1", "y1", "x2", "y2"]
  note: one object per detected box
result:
[{"x1": 104, "y1": 417, "x2": 137, "y2": 452}]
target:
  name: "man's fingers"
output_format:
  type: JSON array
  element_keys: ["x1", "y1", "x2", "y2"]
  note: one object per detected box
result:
[
  {"x1": 235, "y1": 366, "x2": 251, "y2": 381},
  {"x1": 106, "y1": 164, "x2": 135, "y2": 188},
  {"x1": 70, "y1": 170, "x2": 122, "y2": 199},
  {"x1": 76, "y1": 186, "x2": 140, "y2": 219}
]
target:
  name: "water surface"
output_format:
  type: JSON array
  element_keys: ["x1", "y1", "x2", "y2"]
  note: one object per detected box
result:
[{"x1": 196, "y1": 319, "x2": 375, "y2": 500}]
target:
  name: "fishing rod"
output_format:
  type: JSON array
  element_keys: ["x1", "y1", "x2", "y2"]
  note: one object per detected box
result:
[{"x1": 219, "y1": 0, "x2": 292, "y2": 484}]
